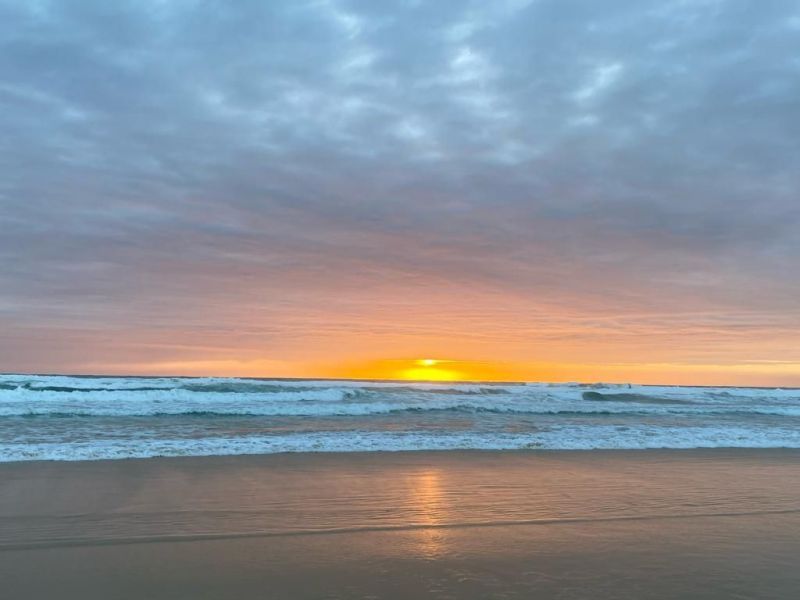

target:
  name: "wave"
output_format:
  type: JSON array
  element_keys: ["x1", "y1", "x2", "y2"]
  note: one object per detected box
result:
[
  {"x1": 582, "y1": 391, "x2": 695, "y2": 405},
  {"x1": 1, "y1": 374, "x2": 797, "y2": 398},
  {"x1": 5, "y1": 404, "x2": 800, "y2": 418},
  {"x1": 15, "y1": 384, "x2": 174, "y2": 393},
  {"x1": 4, "y1": 425, "x2": 800, "y2": 461},
  {"x1": 2, "y1": 375, "x2": 799, "y2": 461},
  {"x1": 1, "y1": 380, "x2": 799, "y2": 418},
  {"x1": 0, "y1": 407, "x2": 633, "y2": 418},
  {"x1": 0, "y1": 373, "x2": 528, "y2": 391}
]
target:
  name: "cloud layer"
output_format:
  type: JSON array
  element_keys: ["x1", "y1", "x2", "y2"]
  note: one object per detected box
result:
[{"x1": 1, "y1": 0, "x2": 799, "y2": 382}]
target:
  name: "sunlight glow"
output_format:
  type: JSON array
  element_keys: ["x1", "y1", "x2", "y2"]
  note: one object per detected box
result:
[
  {"x1": 401, "y1": 358, "x2": 462, "y2": 381},
  {"x1": 410, "y1": 469, "x2": 449, "y2": 559},
  {"x1": 402, "y1": 366, "x2": 462, "y2": 381}
]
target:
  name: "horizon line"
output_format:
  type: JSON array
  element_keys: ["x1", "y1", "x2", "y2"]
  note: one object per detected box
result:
[{"x1": 2, "y1": 371, "x2": 797, "y2": 391}]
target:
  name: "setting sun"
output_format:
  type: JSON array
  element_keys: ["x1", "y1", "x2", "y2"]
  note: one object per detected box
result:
[
  {"x1": 402, "y1": 358, "x2": 461, "y2": 381},
  {"x1": 323, "y1": 357, "x2": 539, "y2": 383}
]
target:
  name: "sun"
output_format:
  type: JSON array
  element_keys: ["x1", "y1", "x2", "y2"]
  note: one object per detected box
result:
[
  {"x1": 401, "y1": 359, "x2": 461, "y2": 381},
  {"x1": 328, "y1": 357, "x2": 524, "y2": 381}
]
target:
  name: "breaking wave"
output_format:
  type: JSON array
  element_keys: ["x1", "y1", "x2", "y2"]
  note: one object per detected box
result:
[{"x1": 1, "y1": 374, "x2": 798, "y2": 460}]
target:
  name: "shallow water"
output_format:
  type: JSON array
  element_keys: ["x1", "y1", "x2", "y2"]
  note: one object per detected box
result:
[{"x1": 1, "y1": 449, "x2": 798, "y2": 547}]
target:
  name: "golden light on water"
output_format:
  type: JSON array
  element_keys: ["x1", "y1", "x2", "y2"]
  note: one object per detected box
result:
[{"x1": 410, "y1": 469, "x2": 449, "y2": 559}]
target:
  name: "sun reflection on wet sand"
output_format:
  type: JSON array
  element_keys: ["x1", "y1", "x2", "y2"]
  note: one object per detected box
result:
[{"x1": 410, "y1": 469, "x2": 449, "y2": 559}]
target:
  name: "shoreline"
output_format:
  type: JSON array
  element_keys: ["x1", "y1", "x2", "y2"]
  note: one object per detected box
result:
[{"x1": 3, "y1": 445, "x2": 799, "y2": 467}]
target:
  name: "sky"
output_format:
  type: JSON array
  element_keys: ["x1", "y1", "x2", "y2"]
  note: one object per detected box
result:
[{"x1": 1, "y1": 0, "x2": 799, "y2": 385}]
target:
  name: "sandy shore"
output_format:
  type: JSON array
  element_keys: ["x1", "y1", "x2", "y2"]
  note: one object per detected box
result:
[{"x1": 2, "y1": 449, "x2": 799, "y2": 598}]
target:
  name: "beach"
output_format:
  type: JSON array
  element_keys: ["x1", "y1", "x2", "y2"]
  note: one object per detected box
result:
[{"x1": 2, "y1": 449, "x2": 799, "y2": 599}]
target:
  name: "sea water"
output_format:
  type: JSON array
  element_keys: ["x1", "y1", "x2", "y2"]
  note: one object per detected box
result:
[{"x1": 1, "y1": 374, "x2": 799, "y2": 461}]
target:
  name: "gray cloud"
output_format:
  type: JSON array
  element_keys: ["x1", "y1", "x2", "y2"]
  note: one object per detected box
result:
[{"x1": 1, "y1": 0, "x2": 799, "y2": 374}]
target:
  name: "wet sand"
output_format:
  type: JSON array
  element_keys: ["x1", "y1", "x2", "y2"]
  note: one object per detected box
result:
[{"x1": 1, "y1": 449, "x2": 800, "y2": 599}]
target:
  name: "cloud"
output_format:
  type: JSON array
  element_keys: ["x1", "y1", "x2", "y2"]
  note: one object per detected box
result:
[{"x1": 1, "y1": 0, "x2": 799, "y2": 377}]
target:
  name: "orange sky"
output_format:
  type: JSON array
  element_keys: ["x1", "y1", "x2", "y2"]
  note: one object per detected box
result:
[
  {"x1": 62, "y1": 317, "x2": 800, "y2": 387},
  {"x1": 99, "y1": 360, "x2": 800, "y2": 387},
  {"x1": 4, "y1": 277, "x2": 800, "y2": 386},
  {"x1": 3, "y1": 275, "x2": 799, "y2": 386}
]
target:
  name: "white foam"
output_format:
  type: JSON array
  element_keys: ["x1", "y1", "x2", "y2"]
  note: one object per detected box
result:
[
  {"x1": 3, "y1": 424, "x2": 800, "y2": 462},
  {"x1": 0, "y1": 382, "x2": 798, "y2": 417},
  {"x1": 1, "y1": 375, "x2": 799, "y2": 461}
]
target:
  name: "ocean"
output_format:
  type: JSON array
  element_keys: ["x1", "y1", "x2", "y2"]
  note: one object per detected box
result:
[{"x1": 1, "y1": 374, "x2": 799, "y2": 461}]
